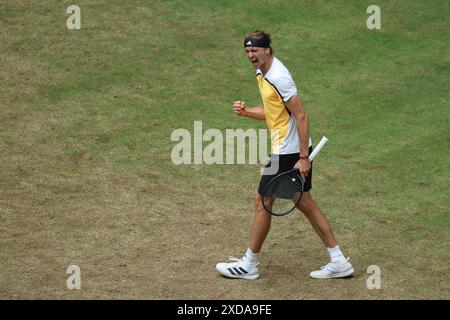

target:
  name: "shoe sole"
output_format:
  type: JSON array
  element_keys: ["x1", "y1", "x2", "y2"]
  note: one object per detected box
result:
[{"x1": 309, "y1": 268, "x2": 354, "y2": 279}]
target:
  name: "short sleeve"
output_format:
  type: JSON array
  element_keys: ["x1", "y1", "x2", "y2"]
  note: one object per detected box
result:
[{"x1": 272, "y1": 74, "x2": 298, "y2": 102}]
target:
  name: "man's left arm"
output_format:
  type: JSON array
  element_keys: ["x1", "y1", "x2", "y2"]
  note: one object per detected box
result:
[{"x1": 284, "y1": 95, "x2": 311, "y2": 179}]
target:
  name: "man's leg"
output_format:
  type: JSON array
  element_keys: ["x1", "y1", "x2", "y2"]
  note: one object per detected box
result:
[
  {"x1": 296, "y1": 191, "x2": 337, "y2": 247},
  {"x1": 297, "y1": 192, "x2": 354, "y2": 279},
  {"x1": 248, "y1": 194, "x2": 272, "y2": 253},
  {"x1": 215, "y1": 194, "x2": 270, "y2": 280}
]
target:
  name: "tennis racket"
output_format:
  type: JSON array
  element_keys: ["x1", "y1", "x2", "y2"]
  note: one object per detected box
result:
[{"x1": 261, "y1": 136, "x2": 329, "y2": 216}]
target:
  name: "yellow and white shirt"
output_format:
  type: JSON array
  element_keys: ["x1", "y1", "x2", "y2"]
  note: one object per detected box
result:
[{"x1": 256, "y1": 57, "x2": 312, "y2": 154}]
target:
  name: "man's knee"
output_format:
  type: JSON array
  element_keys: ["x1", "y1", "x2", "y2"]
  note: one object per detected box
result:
[
  {"x1": 255, "y1": 194, "x2": 263, "y2": 209},
  {"x1": 255, "y1": 194, "x2": 269, "y2": 214},
  {"x1": 296, "y1": 192, "x2": 314, "y2": 213}
]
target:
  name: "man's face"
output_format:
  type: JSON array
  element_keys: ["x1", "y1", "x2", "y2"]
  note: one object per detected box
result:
[{"x1": 245, "y1": 47, "x2": 270, "y2": 69}]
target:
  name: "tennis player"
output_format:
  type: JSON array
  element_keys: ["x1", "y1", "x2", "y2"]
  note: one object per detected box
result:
[{"x1": 216, "y1": 31, "x2": 354, "y2": 280}]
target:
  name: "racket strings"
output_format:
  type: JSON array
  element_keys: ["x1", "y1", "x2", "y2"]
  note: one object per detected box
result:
[{"x1": 262, "y1": 171, "x2": 304, "y2": 215}]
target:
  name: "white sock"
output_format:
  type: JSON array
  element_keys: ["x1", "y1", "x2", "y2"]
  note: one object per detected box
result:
[
  {"x1": 327, "y1": 245, "x2": 347, "y2": 264},
  {"x1": 243, "y1": 248, "x2": 259, "y2": 266}
]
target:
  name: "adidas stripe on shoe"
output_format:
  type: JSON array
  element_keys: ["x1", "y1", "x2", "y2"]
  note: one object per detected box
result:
[{"x1": 216, "y1": 256, "x2": 259, "y2": 280}]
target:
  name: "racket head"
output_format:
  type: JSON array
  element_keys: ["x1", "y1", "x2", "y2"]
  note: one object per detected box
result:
[{"x1": 261, "y1": 169, "x2": 305, "y2": 216}]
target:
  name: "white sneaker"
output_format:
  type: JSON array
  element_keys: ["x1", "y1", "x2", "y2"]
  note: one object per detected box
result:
[
  {"x1": 310, "y1": 258, "x2": 354, "y2": 279},
  {"x1": 216, "y1": 256, "x2": 260, "y2": 280}
]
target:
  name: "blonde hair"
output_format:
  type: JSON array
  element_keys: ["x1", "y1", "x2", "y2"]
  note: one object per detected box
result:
[{"x1": 245, "y1": 30, "x2": 273, "y2": 54}]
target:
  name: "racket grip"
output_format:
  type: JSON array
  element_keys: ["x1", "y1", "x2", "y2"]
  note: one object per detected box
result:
[{"x1": 309, "y1": 136, "x2": 329, "y2": 160}]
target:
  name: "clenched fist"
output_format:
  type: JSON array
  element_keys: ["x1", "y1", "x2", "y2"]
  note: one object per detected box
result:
[{"x1": 232, "y1": 101, "x2": 246, "y2": 116}]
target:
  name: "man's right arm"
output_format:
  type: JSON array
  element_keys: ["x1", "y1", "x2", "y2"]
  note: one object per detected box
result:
[{"x1": 232, "y1": 101, "x2": 266, "y2": 121}]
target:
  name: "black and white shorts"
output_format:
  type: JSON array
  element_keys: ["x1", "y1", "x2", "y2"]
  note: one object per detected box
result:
[{"x1": 258, "y1": 146, "x2": 313, "y2": 195}]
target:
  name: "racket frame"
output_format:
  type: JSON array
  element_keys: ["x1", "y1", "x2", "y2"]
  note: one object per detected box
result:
[{"x1": 261, "y1": 136, "x2": 329, "y2": 216}]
